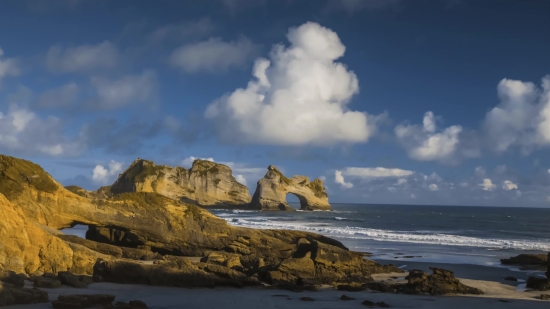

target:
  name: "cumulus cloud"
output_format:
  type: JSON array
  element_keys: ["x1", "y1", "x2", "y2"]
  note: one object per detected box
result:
[
  {"x1": 479, "y1": 178, "x2": 496, "y2": 191},
  {"x1": 428, "y1": 184, "x2": 439, "y2": 191},
  {"x1": 90, "y1": 70, "x2": 157, "y2": 109},
  {"x1": 205, "y1": 22, "x2": 379, "y2": 146},
  {"x1": 170, "y1": 36, "x2": 259, "y2": 73},
  {"x1": 483, "y1": 75, "x2": 550, "y2": 154},
  {"x1": 503, "y1": 180, "x2": 518, "y2": 191},
  {"x1": 91, "y1": 160, "x2": 124, "y2": 185},
  {"x1": 335, "y1": 170, "x2": 354, "y2": 189},
  {"x1": 235, "y1": 174, "x2": 248, "y2": 186},
  {"x1": 46, "y1": 41, "x2": 118, "y2": 73},
  {"x1": 0, "y1": 48, "x2": 19, "y2": 84},
  {"x1": 341, "y1": 167, "x2": 413, "y2": 178},
  {"x1": 36, "y1": 82, "x2": 79, "y2": 108},
  {"x1": 0, "y1": 105, "x2": 82, "y2": 157},
  {"x1": 395, "y1": 111, "x2": 464, "y2": 163}
]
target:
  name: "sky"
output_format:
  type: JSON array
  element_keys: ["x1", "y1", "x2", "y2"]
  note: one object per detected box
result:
[{"x1": 0, "y1": 0, "x2": 549, "y2": 207}]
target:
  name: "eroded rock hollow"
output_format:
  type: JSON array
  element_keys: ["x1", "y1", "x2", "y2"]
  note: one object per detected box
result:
[{"x1": 250, "y1": 165, "x2": 330, "y2": 211}]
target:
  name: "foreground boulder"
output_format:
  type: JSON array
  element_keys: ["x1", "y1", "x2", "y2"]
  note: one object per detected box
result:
[
  {"x1": 399, "y1": 268, "x2": 483, "y2": 295},
  {"x1": 0, "y1": 282, "x2": 49, "y2": 306},
  {"x1": 93, "y1": 257, "x2": 259, "y2": 288},
  {"x1": 501, "y1": 254, "x2": 548, "y2": 266},
  {"x1": 0, "y1": 270, "x2": 26, "y2": 288},
  {"x1": 260, "y1": 238, "x2": 401, "y2": 287},
  {"x1": 526, "y1": 252, "x2": 550, "y2": 291},
  {"x1": 58, "y1": 271, "x2": 94, "y2": 288},
  {"x1": 250, "y1": 165, "x2": 330, "y2": 211}
]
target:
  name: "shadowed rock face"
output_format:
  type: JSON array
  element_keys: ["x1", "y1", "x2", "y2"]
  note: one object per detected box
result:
[
  {"x1": 109, "y1": 158, "x2": 251, "y2": 208},
  {"x1": 250, "y1": 166, "x2": 330, "y2": 211},
  {"x1": 0, "y1": 154, "x2": 397, "y2": 286},
  {"x1": 501, "y1": 253, "x2": 548, "y2": 266}
]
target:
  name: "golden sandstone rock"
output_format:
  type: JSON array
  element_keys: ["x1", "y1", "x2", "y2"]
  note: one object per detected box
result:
[
  {"x1": 251, "y1": 165, "x2": 330, "y2": 210},
  {"x1": 0, "y1": 154, "x2": 398, "y2": 290}
]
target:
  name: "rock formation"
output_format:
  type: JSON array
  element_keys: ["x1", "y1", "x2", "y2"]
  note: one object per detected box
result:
[
  {"x1": 0, "y1": 154, "x2": 398, "y2": 289},
  {"x1": 250, "y1": 165, "x2": 330, "y2": 211},
  {"x1": 526, "y1": 252, "x2": 550, "y2": 291},
  {"x1": 501, "y1": 253, "x2": 548, "y2": 266},
  {"x1": 0, "y1": 282, "x2": 49, "y2": 306},
  {"x1": 108, "y1": 158, "x2": 251, "y2": 208},
  {"x1": 399, "y1": 268, "x2": 483, "y2": 295}
]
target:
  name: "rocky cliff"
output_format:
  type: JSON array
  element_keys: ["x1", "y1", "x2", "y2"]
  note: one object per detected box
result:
[
  {"x1": 108, "y1": 158, "x2": 251, "y2": 207},
  {"x1": 0, "y1": 154, "x2": 397, "y2": 288},
  {"x1": 250, "y1": 165, "x2": 330, "y2": 211}
]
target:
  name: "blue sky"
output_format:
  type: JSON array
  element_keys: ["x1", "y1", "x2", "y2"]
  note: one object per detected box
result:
[{"x1": 0, "y1": 0, "x2": 549, "y2": 207}]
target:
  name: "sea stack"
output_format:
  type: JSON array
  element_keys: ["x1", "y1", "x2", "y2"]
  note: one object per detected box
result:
[
  {"x1": 250, "y1": 165, "x2": 330, "y2": 211},
  {"x1": 109, "y1": 158, "x2": 251, "y2": 208}
]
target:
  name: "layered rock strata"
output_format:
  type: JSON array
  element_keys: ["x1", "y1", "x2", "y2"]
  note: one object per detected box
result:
[
  {"x1": 250, "y1": 165, "x2": 330, "y2": 211},
  {"x1": 0, "y1": 154, "x2": 396, "y2": 289},
  {"x1": 109, "y1": 158, "x2": 251, "y2": 207}
]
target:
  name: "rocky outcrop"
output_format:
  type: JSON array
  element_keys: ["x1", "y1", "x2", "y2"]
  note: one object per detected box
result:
[
  {"x1": 501, "y1": 253, "x2": 548, "y2": 266},
  {"x1": 251, "y1": 165, "x2": 330, "y2": 211},
  {"x1": 399, "y1": 268, "x2": 483, "y2": 295},
  {"x1": 0, "y1": 282, "x2": 49, "y2": 306},
  {"x1": 108, "y1": 158, "x2": 251, "y2": 208},
  {"x1": 526, "y1": 253, "x2": 550, "y2": 291},
  {"x1": 0, "y1": 153, "x2": 398, "y2": 289},
  {"x1": 93, "y1": 257, "x2": 260, "y2": 288}
]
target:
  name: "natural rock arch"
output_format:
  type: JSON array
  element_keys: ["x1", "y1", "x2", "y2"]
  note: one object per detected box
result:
[{"x1": 250, "y1": 165, "x2": 330, "y2": 211}]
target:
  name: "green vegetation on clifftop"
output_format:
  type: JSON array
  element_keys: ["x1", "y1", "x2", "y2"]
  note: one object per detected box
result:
[{"x1": 0, "y1": 154, "x2": 58, "y2": 199}]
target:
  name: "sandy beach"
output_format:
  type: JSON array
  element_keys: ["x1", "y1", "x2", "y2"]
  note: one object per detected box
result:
[{"x1": 5, "y1": 261, "x2": 548, "y2": 309}]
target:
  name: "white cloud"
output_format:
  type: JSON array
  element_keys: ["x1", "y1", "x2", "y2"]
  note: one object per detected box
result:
[
  {"x1": 395, "y1": 111, "x2": 463, "y2": 162},
  {"x1": 0, "y1": 48, "x2": 19, "y2": 84},
  {"x1": 205, "y1": 22, "x2": 379, "y2": 146},
  {"x1": 479, "y1": 178, "x2": 496, "y2": 191},
  {"x1": 341, "y1": 167, "x2": 413, "y2": 178},
  {"x1": 91, "y1": 70, "x2": 157, "y2": 109},
  {"x1": 46, "y1": 41, "x2": 118, "y2": 73},
  {"x1": 170, "y1": 36, "x2": 259, "y2": 73},
  {"x1": 396, "y1": 178, "x2": 407, "y2": 185},
  {"x1": 335, "y1": 170, "x2": 354, "y2": 189},
  {"x1": 503, "y1": 180, "x2": 518, "y2": 191},
  {"x1": 181, "y1": 156, "x2": 214, "y2": 168},
  {"x1": 91, "y1": 160, "x2": 124, "y2": 185},
  {"x1": 428, "y1": 184, "x2": 439, "y2": 191},
  {"x1": 483, "y1": 75, "x2": 550, "y2": 153},
  {"x1": 0, "y1": 105, "x2": 82, "y2": 157},
  {"x1": 36, "y1": 82, "x2": 79, "y2": 108},
  {"x1": 235, "y1": 174, "x2": 247, "y2": 186}
]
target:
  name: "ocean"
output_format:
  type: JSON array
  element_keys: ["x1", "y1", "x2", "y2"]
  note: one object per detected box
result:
[{"x1": 211, "y1": 203, "x2": 550, "y2": 268}]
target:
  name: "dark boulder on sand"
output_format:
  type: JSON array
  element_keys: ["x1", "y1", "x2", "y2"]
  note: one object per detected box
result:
[
  {"x1": 399, "y1": 268, "x2": 483, "y2": 295},
  {"x1": 92, "y1": 257, "x2": 260, "y2": 288},
  {"x1": 501, "y1": 254, "x2": 548, "y2": 266},
  {"x1": 526, "y1": 253, "x2": 550, "y2": 291},
  {"x1": 0, "y1": 282, "x2": 49, "y2": 306},
  {"x1": 58, "y1": 271, "x2": 94, "y2": 288}
]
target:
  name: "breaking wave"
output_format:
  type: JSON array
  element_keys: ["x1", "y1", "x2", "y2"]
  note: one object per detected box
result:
[{"x1": 225, "y1": 217, "x2": 550, "y2": 252}]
